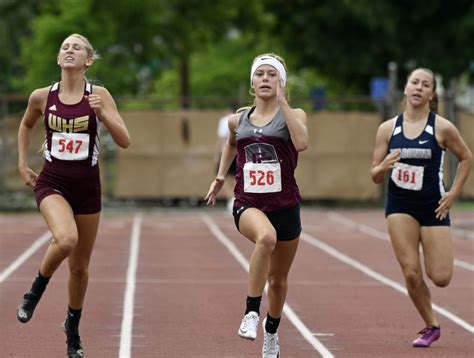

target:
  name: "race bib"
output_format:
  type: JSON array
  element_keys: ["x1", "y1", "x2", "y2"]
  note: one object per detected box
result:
[
  {"x1": 243, "y1": 162, "x2": 282, "y2": 193},
  {"x1": 51, "y1": 132, "x2": 89, "y2": 161},
  {"x1": 391, "y1": 162, "x2": 424, "y2": 191}
]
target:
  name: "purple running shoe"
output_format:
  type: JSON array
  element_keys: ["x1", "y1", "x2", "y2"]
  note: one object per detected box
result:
[{"x1": 412, "y1": 326, "x2": 440, "y2": 347}]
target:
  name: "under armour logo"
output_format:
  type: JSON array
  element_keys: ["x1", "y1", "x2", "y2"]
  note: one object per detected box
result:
[{"x1": 253, "y1": 128, "x2": 263, "y2": 134}]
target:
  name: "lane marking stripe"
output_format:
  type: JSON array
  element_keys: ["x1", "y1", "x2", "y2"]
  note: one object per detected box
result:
[
  {"x1": 0, "y1": 232, "x2": 51, "y2": 283},
  {"x1": 301, "y1": 231, "x2": 474, "y2": 333},
  {"x1": 328, "y1": 212, "x2": 474, "y2": 271},
  {"x1": 201, "y1": 213, "x2": 334, "y2": 358},
  {"x1": 119, "y1": 214, "x2": 142, "y2": 358}
]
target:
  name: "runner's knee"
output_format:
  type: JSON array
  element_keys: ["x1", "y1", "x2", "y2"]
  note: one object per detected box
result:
[
  {"x1": 69, "y1": 266, "x2": 89, "y2": 281},
  {"x1": 53, "y1": 232, "x2": 78, "y2": 257},
  {"x1": 428, "y1": 271, "x2": 452, "y2": 287},
  {"x1": 256, "y1": 231, "x2": 277, "y2": 253},
  {"x1": 402, "y1": 267, "x2": 423, "y2": 287},
  {"x1": 267, "y1": 275, "x2": 287, "y2": 292}
]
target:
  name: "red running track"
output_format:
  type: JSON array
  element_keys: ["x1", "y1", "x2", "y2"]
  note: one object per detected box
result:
[{"x1": 0, "y1": 208, "x2": 473, "y2": 357}]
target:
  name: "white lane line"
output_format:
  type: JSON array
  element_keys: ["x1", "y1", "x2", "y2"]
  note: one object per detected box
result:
[
  {"x1": 301, "y1": 231, "x2": 474, "y2": 333},
  {"x1": 201, "y1": 214, "x2": 334, "y2": 358},
  {"x1": 451, "y1": 227, "x2": 474, "y2": 240},
  {"x1": 328, "y1": 212, "x2": 474, "y2": 272},
  {"x1": 119, "y1": 214, "x2": 143, "y2": 358},
  {"x1": 0, "y1": 231, "x2": 51, "y2": 284},
  {"x1": 454, "y1": 260, "x2": 474, "y2": 271},
  {"x1": 313, "y1": 333, "x2": 335, "y2": 336}
]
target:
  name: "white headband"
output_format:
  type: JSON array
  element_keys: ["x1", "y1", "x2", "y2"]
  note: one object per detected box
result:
[{"x1": 250, "y1": 56, "x2": 286, "y2": 87}]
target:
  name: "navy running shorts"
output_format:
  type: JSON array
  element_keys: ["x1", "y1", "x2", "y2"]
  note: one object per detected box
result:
[
  {"x1": 233, "y1": 203, "x2": 302, "y2": 241},
  {"x1": 385, "y1": 195, "x2": 450, "y2": 226}
]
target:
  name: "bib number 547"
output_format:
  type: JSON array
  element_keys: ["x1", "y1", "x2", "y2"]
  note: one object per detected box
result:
[
  {"x1": 58, "y1": 138, "x2": 83, "y2": 154},
  {"x1": 51, "y1": 132, "x2": 89, "y2": 160}
]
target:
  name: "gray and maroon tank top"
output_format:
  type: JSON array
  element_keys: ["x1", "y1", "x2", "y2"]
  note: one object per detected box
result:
[
  {"x1": 233, "y1": 107, "x2": 302, "y2": 212},
  {"x1": 43, "y1": 82, "x2": 101, "y2": 173}
]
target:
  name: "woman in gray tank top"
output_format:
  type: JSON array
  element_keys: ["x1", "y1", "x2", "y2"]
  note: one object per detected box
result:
[{"x1": 206, "y1": 53, "x2": 308, "y2": 357}]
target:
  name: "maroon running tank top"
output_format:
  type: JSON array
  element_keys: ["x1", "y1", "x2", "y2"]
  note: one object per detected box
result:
[
  {"x1": 233, "y1": 107, "x2": 302, "y2": 212},
  {"x1": 42, "y1": 82, "x2": 101, "y2": 174}
]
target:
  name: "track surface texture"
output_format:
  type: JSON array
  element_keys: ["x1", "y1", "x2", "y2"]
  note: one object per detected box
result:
[{"x1": 1, "y1": 207, "x2": 473, "y2": 357}]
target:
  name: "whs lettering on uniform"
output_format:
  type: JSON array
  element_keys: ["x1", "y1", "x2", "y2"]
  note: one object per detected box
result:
[{"x1": 48, "y1": 113, "x2": 89, "y2": 133}]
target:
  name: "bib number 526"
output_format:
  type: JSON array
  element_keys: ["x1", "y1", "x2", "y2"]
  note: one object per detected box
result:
[
  {"x1": 248, "y1": 169, "x2": 275, "y2": 186},
  {"x1": 243, "y1": 162, "x2": 281, "y2": 193}
]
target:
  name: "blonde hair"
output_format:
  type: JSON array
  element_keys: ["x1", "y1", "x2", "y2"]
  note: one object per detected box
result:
[
  {"x1": 248, "y1": 53, "x2": 290, "y2": 105},
  {"x1": 60, "y1": 34, "x2": 101, "y2": 67},
  {"x1": 59, "y1": 34, "x2": 100, "y2": 83}
]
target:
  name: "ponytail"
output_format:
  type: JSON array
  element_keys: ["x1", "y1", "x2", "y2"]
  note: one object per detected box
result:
[{"x1": 429, "y1": 93, "x2": 438, "y2": 113}]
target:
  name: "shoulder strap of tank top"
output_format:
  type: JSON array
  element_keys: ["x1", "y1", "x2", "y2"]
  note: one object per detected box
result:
[
  {"x1": 396, "y1": 113, "x2": 403, "y2": 126},
  {"x1": 274, "y1": 107, "x2": 284, "y2": 124},
  {"x1": 45, "y1": 83, "x2": 59, "y2": 112},
  {"x1": 424, "y1": 111, "x2": 436, "y2": 136},
  {"x1": 391, "y1": 113, "x2": 403, "y2": 136},
  {"x1": 427, "y1": 111, "x2": 435, "y2": 126},
  {"x1": 238, "y1": 107, "x2": 255, "y2": 125},
  {"x1": 50, "y1": 82, "x2": 59, "y2": 93},
  {"x1": 85, "y1": 82, "x2": 92, "y2": 95}
]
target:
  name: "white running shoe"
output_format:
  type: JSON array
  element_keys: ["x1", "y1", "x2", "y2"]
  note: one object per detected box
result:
[
  {"x1": 262, "y1": 318, "x2": 280, "y2": 358},
  {"x1": 238, "y1": 311, "x2": 259, "y2": 340}
]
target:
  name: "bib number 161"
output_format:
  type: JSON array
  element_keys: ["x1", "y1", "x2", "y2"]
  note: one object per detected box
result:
[{"x1": 391, "y1": 162, "x2": 424, "y2": 191}]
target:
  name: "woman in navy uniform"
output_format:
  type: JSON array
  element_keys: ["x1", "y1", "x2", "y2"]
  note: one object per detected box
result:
[
  {"x1": 371, "y1": 68, "x2": 471, "y2": 348},
  {"x1": 206, "y1": 53, "x2": 308, "y2": 358},
  {"x1": 17, "y1": 33, "x2": 130, "y2": 357}
]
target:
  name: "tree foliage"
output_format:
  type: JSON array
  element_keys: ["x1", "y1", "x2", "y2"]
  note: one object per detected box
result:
[
  {"x1": 15, "y1": 0, "x2": 166, "y2": 95},
  {"x1": 146, "y1": 0, "x2": 266, "y2": 106},
  {"x1": 13, "y1": 0, "x2": 265, "y2": 100},
  {"x1": 263, "y1": 0, "x2": 474, "y2": 92},
  {"x1": 0, "y1": 0, "x2": 41, "y2": 93},
  {"x1": 3, "y1": 0, "x2": 473, "y2": 101},
  {"x1": 152, "y1": 25, "x2": 291, "y2": 107}
]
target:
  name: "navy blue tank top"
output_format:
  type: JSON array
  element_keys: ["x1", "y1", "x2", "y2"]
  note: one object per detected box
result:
[{"x1": 387, "y1": 112, "x2": 446, "y2": 203}]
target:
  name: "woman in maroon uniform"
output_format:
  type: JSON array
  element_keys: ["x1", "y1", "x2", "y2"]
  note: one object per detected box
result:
[
  {"x1": 205, "y1": 53, "x2": 308, "y2": 358},
  {"x1": 17, "y1": 34, "x2": 130, "y2": 357}
]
